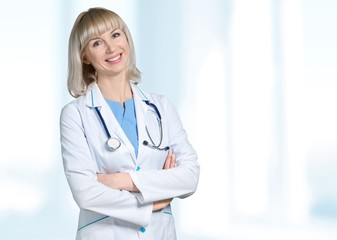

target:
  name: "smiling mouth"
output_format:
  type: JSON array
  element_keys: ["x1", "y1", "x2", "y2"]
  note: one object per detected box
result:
[{"x1": 106, "y1": 54, "x2": 122, "y2": 63}]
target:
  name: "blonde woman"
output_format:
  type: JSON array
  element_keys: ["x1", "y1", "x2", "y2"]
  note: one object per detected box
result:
[{"x1": 60, "y1": 7, "x2": 199, "y2": 240}]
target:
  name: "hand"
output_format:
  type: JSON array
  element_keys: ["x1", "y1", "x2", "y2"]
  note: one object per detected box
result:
[
  {"x1": 153, "y1": 198, "x2": 173, "y2": 212},
  {"x1": 97, "y1": 172, "x2": 139, "y2": 192},
  {"x1": 152, "y1": 151, "x2": 176, "y2": 212},
  {"x1": 163, "y1": 150, "x2": 176, "y2": 169}
]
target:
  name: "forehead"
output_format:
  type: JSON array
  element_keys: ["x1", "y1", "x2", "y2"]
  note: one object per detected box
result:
[{"x1": 79, "y1": 12, "x2": 124, "y2": 49}]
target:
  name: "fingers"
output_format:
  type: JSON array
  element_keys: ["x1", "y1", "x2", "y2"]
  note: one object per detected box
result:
[
  {"x1": 153, "y1": 198, "x2": 174, "y2": 212},
  {"x1": 163, "y1": 150, "x2": 176, "y2": 169},
  {"x1": 97, "y1": 173, "x2": 104, "y2": 183},
  {"x1": 170, "y1": 153, "x2": 176, "y2": 168},
  {"x1": 163, "y1": 150, "x2": 172, "y2": 169}
]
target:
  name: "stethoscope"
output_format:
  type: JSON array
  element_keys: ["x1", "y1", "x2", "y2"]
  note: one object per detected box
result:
[{"x1": 94, "y1": 99, "x2": 170, "y2": 152}]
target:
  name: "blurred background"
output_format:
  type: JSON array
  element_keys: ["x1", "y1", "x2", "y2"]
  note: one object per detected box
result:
[{"x1": 0, "y1": 0, "x2": 337, "y2": 239}]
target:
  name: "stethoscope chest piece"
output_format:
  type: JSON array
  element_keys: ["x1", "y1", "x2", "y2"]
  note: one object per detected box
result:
[
  {"x1": 106, "y1": 137, "x2": 121, "y2": 151},
  {"x1": 93, "y1": 92, "x2": 169, "y2": 152}
]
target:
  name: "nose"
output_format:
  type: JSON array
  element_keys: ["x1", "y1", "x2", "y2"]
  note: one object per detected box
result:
[{"x1": 105, "y1": 41, "x2": 116, "y2": 54}]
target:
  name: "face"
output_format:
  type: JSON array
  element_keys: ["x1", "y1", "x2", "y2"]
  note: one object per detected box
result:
[{"x1": 82, "y1": 28, "x2": 130, "y2": 79}]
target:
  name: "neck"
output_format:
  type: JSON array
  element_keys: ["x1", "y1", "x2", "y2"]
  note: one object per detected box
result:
[{"x1": 97, "y1": 75, "x2": 132, "y2": 103}]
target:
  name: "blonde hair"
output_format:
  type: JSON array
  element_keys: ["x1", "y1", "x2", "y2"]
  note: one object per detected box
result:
[{"x1": 67, "y1": 7, "x2": 141, "y2": 98}]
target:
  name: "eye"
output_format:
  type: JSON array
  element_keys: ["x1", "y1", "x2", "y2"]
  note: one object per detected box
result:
[
  {"x1": 92, "y1": 40, "x2": 102, "y2": 47},
  {"x1": 112, "y1": 32, "x2": 121, "y2": 39}
]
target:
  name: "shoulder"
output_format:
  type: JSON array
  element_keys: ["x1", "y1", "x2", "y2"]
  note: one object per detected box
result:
[
  {"x1": 148, "y1": 92, "x2": 169, "y2": 104},
  {"x1": 132, "y1": 83, "x2": 177, "y2": 112},
  {"x1": 144, "y1": 90, "x2": 174, "y2": 110},
  {"x1": 133, "y1": 84, "x2": 169, "y2": 104},
  {"x1": 60, "y1": 96, "x2": 86, "y2": 121},
  {"x1": 148, "y1": 92, "x2": 180, "y2": 120}
]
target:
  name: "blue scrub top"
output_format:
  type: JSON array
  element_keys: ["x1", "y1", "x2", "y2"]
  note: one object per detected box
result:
[{"x1": 105, "y1": 98, "x2": 138, "y2": 157}]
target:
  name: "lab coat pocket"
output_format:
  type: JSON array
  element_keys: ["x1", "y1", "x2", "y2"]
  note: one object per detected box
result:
[
  {"x1": 76, "y1": 215, "x2": 115, "y2": 240},
  {"x1": 161, "y1": 210, "x2": 177, "y2": 240}
]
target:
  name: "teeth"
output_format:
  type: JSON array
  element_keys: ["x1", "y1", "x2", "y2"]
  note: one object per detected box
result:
[{"x1": 107, "y1": 54, "x2": 121, "y2": 62}]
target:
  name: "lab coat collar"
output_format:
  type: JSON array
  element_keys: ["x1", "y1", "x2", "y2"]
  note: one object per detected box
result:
[
  {"x1": 130, "y1": 82, "x2": 153, "y2": 103},
  {"x1": 84, "y1": 81, "x2": 153, "y2": 163},
  {"x1": 85, "y1": 82, "x2": 105, "y2": 108},
  {"x1": 85, "y1": 81, "x2": 152, "y2": 108}
]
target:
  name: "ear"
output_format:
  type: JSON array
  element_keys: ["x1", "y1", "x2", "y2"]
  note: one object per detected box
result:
[{"x1": 82, "y1": 54, "x2": 91, "y2": 65}]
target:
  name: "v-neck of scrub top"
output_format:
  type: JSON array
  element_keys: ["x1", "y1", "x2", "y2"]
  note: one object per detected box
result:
[{"x1": 105, "y1": 98, "x2": 138, "y2": 157}]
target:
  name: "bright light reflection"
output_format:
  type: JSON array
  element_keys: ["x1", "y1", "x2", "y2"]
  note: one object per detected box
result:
[
  {"x1": 179, "y1": 43, "x2": 229, "y2": 237},
  {"x1": 0, "y1": 180, "x2": 45, "y2": 214},
  {"x1": 230, "y1": 0, "x2": 274, "y2": 215}
]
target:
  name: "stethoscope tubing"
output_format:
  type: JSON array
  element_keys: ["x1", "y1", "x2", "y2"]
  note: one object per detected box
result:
[
  {"x1": 94, "y1": 100, "x2": 169, "y2": 152},
  {"x1": 95, "y1": 107, "x2": 111, "y2": 139}
]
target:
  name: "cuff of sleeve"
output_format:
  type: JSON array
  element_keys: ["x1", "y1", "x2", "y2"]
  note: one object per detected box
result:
[
  {"x1": 129, "y1": 171, "x2": 147, "y2": 204},
  {"x1": 139, "y1": 201, "x2": 153, "y2": 227}
]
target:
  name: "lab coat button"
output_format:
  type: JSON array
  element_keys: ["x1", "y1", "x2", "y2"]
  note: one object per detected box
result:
[
  {"x1": 140, "y1": 226, "x2": 146, "y2": 232},
  {"x1": 136, "y1": 166, "x2": 141, "y2": 171}
]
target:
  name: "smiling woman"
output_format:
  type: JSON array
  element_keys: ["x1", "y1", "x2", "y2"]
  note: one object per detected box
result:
[
  {"x1": 60, "y1": 7, "x2": 200, "y2": 240},
  {"x1": 2, "y1": 1, "x2": 336, "y2": 239},
  {"x1": 67, "y1": 7, "x2": 141, "y2": 98},
  {"x1": 82, "y1": 29, "x2": 130, "y2": 88}
]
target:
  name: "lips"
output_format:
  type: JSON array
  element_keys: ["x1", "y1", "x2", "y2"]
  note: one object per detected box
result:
[{"x1": 106, "y1": 54, "x2": 122, "y2": 63}]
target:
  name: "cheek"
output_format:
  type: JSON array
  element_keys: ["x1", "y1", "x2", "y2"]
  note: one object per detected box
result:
[
  {"x1": 83, "y1": 47, "x2": 102, "y2": 62},
  {"x1": 86, "y1": 53, "x2": 101, "y2": 66},
  {"x1": 121, "y1": 37, "x2": 130, "y2": 54},
  {"x1": 123, "y1": 44, "x2": 131, "y2": 59}
]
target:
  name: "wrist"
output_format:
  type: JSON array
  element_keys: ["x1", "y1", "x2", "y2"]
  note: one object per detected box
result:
[{"x1": 122, "y1": 173, "x2": 137, "y2": 192}]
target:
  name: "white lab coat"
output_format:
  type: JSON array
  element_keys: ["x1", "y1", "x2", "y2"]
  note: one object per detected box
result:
[{"x1": 60, "y1": 82, "x2": 200, "y2": 240}]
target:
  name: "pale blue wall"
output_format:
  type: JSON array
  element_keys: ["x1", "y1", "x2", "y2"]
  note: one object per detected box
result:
[{"x1": 0, "y1": 0, "x2": 336, "y2": 239}]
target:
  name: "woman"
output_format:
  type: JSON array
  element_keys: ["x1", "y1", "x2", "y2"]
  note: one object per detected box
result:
[{"x1": 60, "y1": 7, "x2": 199, "y2": 240}]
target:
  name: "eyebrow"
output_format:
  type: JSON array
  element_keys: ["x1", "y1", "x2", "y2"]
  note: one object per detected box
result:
[
  {"x1": 88, "y1": 28, "x2": 120, "y2": 42},
  {"x1": 110, "y1": 28, "x2": 120, "y2": 33}
]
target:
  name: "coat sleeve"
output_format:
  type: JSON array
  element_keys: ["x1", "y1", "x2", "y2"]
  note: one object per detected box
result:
[
  {"x1": 129, "y1": 96, "x2": 200, "y2": 204},
  {"x1": 60, "y1": 103, "x2": 152, "y2": 226}
]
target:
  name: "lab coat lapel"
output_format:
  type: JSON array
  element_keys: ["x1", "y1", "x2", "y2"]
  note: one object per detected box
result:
[
  {"x1": 131, "y1": 84, "x2": 152, "y2": 164},
  {"x1": 86, "y1": 83, "x2": 137, "y2": 163}
]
